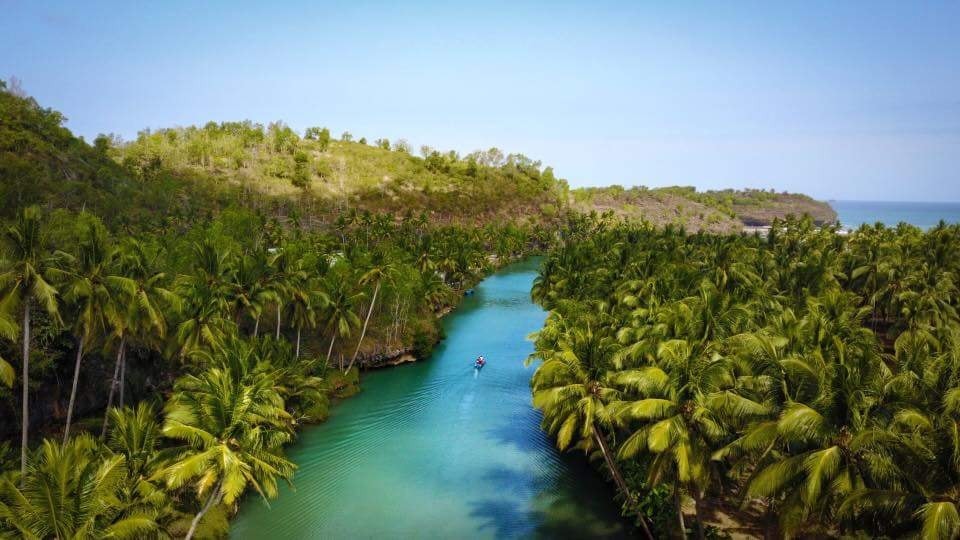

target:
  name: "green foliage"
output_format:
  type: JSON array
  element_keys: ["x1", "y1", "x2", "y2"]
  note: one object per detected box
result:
[
  {"x1": 530, "y1": 213, "x2": 960, "y2": 538},
  {"x1": 0, "y1": 190, "x2": 550, "y2": 536},
  {"x1": 0, "y1": 434, "x2": 162, "y2": 539},
  {"x1": 570, "y1": 185, "x2": 836, "y2": 231}
]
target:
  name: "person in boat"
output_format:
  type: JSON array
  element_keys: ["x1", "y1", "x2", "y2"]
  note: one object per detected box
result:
[{"x1": 475, "y1": 355, "x2": 486, "y2": 368}]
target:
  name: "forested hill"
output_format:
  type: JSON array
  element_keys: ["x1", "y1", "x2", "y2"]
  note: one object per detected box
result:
[
  {"x1": 2, "y1": 83, "x2": 834, "y2": 231},
  {"x1": 0, "y1": 83, "x2": 566, "y2": 230},
  {"x1": 571, "y1": 185, "x2": 837, "y2": 233},
  {"x1": 114, "y1": 123, "x2": 566, "y2": 225}
]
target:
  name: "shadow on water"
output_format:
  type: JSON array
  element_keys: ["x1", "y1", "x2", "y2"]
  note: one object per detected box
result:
[
  {"x1": 477, "y1": 408, "x2": 633, "y2": 539},
  {"x1": 468, "y1": 469, "x2": 631, "y2": 539},
  {"x1": 231, "y1": 258, "x2": 632, "y2": 539},
  {"x1": 485, "y1": 411, "x2": 549, "y2": 454}
]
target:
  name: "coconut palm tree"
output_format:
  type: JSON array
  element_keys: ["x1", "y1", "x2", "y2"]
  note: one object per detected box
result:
[
  {"x1": 528, "y1": 311, "x2": 655, "y2": 540},
  {"x1": 612, "y1": 338, "x2": 763, "y2": 540},
  {"x1": 319, "y1": 273, "x2": 361, "y2": 371},
  {"x1": 228, "y1": 249, "x2": 276, "y2": 337},
  {"x1": 159, "y1": 367, "x2": 296, "y2": 540},
  {"x1": 287, "y1": 267, "x2": 328, "y2": 358},
  {"x1": 0, "y1": 434, "x2": 157, "y2": 538},
  {"x1": 267, "y1": 247, "x2": 302, "y2": 340},
  {"x1": 100, "y1": 238, "x2": 176, "y2": 437},
  {"x1": 0, "y1": 206, "x2": 62, "y2": 481},
  {"x1": 61, "y1": 222, "x2": 135, "y2": 442},
  {"x1": 346, "y1": 258, "x2": 396, "y2": 373},
  {"x1": 173, "y1": 242, "x2": 233, "y2": 360},
  {"x1": 104, "y1": 403, "x2": 179, "y2": 537}
]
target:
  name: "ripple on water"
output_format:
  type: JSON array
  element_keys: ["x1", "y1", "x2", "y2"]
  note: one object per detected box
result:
[{"x1": 231, "y1": 259, "x2": 631, "y2": 539}]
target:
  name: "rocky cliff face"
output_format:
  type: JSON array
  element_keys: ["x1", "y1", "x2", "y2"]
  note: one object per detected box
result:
[{"x1": 732, "y1": 193, "x2": 837, "y2": 226}]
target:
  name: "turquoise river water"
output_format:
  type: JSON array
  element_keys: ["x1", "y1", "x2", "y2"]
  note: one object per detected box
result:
[{"x1": 231, "y1": 258, "x2": 630, "y2": 539}]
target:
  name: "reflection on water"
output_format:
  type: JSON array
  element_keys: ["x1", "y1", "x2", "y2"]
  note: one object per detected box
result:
[{"x1": 231, "y1": 259, "x2": 630, "y2": 539}]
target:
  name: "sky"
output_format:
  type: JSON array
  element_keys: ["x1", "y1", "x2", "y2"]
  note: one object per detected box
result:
[{"x1": 2, "y1": 1, "x2": 958, "y2": 201}]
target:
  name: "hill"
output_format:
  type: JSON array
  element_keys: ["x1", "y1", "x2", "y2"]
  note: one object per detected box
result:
[
  {"x1": 0, "y1": 81, "x2": 243, "y2": 230},
  {"x1": 113, "y1": 123, "x2": 566, "y2": 225},
  {"x1": 571, "y1": 185, "x2": 836, "y2": 232},
  {"x1": 2, "y1": 83, "x2": 834, "y2": 232}
]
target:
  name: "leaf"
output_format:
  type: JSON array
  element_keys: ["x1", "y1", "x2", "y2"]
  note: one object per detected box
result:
[
  {"x1": 917, "y1": 502, "x2": 960, "y2": 540},
  {"x1": 0, "y1": 356, "x2": 14, "y2": 387},
  {"x1": 612, "y1": 399, "x2": 676, "y2": 422}
]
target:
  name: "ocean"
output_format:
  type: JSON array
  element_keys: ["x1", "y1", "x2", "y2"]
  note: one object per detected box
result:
[{"x1": 830, "y1": 200, "x2": 960, "y2": 230}]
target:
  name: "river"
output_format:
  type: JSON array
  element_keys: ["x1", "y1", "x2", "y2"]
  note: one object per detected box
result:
[{"x1": 231, "y1": 258, "x2": 631, "y2": 539}]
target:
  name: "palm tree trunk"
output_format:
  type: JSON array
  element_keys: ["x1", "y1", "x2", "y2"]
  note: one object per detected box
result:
[
  {"x1": 253, "y1": 315, "x2": 260, "y2": 337},
  {"x1": 275, "y1": 304, "x2": 282, "y2": 339},
  {"x1": 675, "y1": 479, "x2": 686, "y2": 539},
  {"x1": 347, "y1": 281, "x2": 379, "y2": 373},
  {"x1": 20, "y1": 303, "x2": 30, "y2": 485},
  {"x1": 186, "y1": 483, "x2": 222, "y2": 540},
  {"x1": 325, "y1": 332, "x2": 337, "y2": 370},
  {"x1": 591, "y1": 424, "x2": 654, "y2": 540},
  {"x1": 63, "y1": 335, "x2": 85, "y2": 443},
  {"x1": 101, "y1": 337, "x2": 125, "y2": 438},
  {"x1": 119, "y1": 350, "x2": 126, "y2": 408},
  {"x1": 296, "y1": 328, "x2": 301, "y2": 358},
  {"x1": 693, "y1": 491, "x2": 706, "y2": 540}
]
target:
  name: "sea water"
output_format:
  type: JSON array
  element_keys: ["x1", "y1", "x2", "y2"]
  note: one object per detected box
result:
[{"x1": 831, "y1": 200, "x2": 960, "y2": 230}]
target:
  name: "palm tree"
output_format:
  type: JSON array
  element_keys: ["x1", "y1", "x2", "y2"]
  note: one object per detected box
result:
[
  {"x1": 268, "y1": 247, "x2": 303, "y2": 340},
  {"x1": 173, "y1": 242, "x2": 233, "y2": 361},
  {"x1": 528, "y1": 311, "x2": 655, "y2": 539},
  {"x1": 228, "y1": 249, "x2": 276, "y2": 337},
  {"x1": 346, "y1": 258, "x2": 395, "y2": 373},
  {"x1": 319, "y1": 273, "x2": 361, "y2": 371},
  {"x1": 726, "y1": 316, "x2": 883, "y2": 535},
  {"x1": 612, "y1": 338, "x2": 761, "y2": 540},
  {"x1": 836, "y1": 327, "x2": 960, "y2": 538},
  {"x1": 159, "y1": 367, "x2": 296, "y2": 540},
  {"x1": 61, "y1": 222, "x2": 135, "y2": 442},
  {"x1": 102, "y1": 238, "x2": 176, "y2": 437},
  {"x1": 104, "y1": 403, "x2": 178, "y2": 537},
  {"x1": 0, "y1": 434, "x2": 157, "y2": 538},
  {"x1": 0, "y1": 206, "x2": 61, "y2": 481}
]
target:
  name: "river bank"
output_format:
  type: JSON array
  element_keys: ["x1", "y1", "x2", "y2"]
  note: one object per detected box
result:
[{"x1": 230, "y1": 258, "x2": 631, "y2": 538}]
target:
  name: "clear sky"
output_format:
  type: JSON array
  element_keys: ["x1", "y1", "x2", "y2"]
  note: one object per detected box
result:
[{"x1": 2, "y1": 1, "x2": 958, "y2": 201}]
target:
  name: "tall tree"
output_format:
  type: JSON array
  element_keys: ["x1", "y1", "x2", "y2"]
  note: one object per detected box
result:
[
  {"x1": 0, "y1": 206, "x2": 61, "y2": 481},
  {"x1": 346, "y1": 259, "x2": 395, "y2": 373},
  {"x1": 61, "y1": 221, "x2": 134, "y2": 442},
  {"x1": 529, "y1": 312, "x2": 655, "y2": 540},
  {"x1": 159, "y1": 367, "x2": 295, "y2": 540}
]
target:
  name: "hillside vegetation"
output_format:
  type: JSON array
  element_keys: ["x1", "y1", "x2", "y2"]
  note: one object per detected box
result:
[
  {"x1": 571, "y1": 185, "x2": 837, "y2": 232},
  {"x1": 114, "y1": 123, "x2": 566, "y2": 224},
  {"x1": 3, "y1": 82, "x2": 833, "y2": 233}
]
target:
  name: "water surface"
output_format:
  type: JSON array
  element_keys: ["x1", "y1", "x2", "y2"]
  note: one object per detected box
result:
[
  {"x1": 231, "y1": 258, "x2": 629, "y2": 539},
  {"x1": 830, "y1": 200, "x2": 960, "y2": 229}
]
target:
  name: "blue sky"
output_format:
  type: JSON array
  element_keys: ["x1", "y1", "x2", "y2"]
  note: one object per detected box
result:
[{"x1": 2, "y1": 1, "x2": 958, "y2": 201}]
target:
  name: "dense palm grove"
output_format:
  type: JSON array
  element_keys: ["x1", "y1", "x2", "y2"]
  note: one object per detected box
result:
[
  {"x1": 0, "y1": 204, "x2": 544, "y2": 538},
  {"x1": 530, "y1": 213, "x2": 960, "y2": 539}
]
